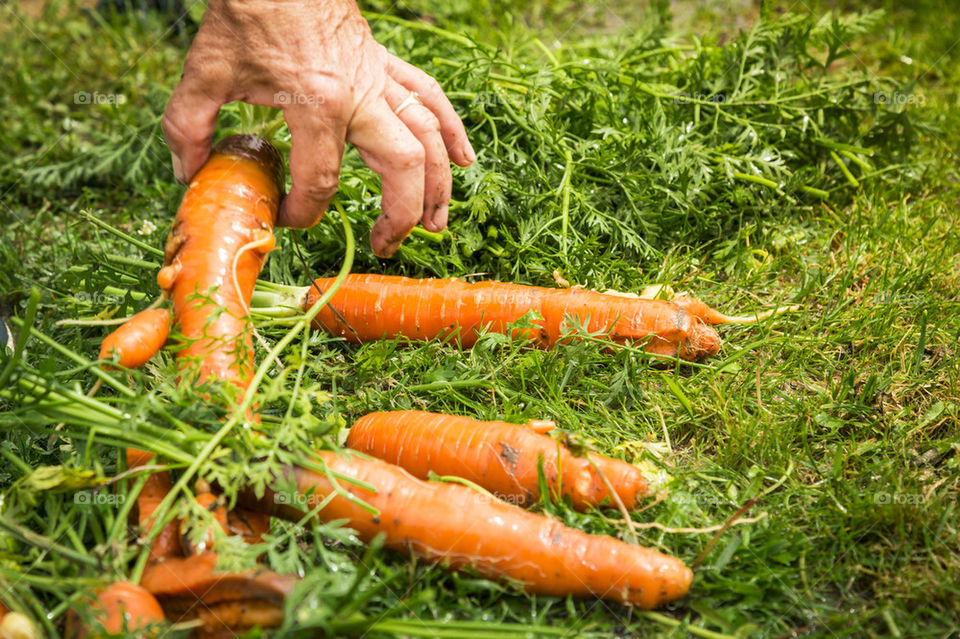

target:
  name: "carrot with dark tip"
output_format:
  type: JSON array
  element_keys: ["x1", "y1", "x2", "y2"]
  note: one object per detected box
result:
[
  {"x1": 257, "y1": 451, "x2": 692, "y2": 609},
  {"x1": 346, "y1": 410, "x2": 653, "y2": 511},
  {"x1": 126, "y1": 449, "x2": 183, "y2": 563}
]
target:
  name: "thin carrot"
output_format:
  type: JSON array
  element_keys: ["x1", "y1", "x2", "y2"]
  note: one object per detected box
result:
[
  {"x1": 346, "y1": 410, "x2": 652, "y2": 511},
  {"x1": 126, "y1": 449, "x2": 182, "y2": 563},
  {"x1": 295, "y1": 274, "x2": 721, "y2": 360},
  {"x1": 157, "y1": 134, "x2": 284, "y2": 391},
  {"x1": 261, "y1": 452, "x2": 692, "y2": 609},
  {"x1": 98, "y1": 308, "x2": 171, "y2": 369},
  {"x1": 66, "y1": 581, "x2": 165, "y2": 638},
  {"x1": 671, "y1": 295, "x2": 799, "y2": 325}
]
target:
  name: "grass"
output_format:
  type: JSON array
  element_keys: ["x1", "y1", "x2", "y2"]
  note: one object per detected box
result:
[{"x1": 1, "y1": 0, "x2": 959, "y2": 637}]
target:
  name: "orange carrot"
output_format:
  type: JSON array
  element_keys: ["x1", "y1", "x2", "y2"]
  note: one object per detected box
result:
[
  {"x1": 299, "y1": 274, "x2": 721, "y2": 360},
  {"x1": 126, "y1": 449, "x2": 183, "y2": 562},
  {"x1": 346, "y1": 410, "x2": 652, "y2": 511},
  {"x1": 140, "y1": 552, "x2": 294, "y2": 636},
  {"x1": 157, "y1": 134, "x2": 283, "y2": 391},
  {"x1": 98, "y1": 308, "x2": 171, "y2": 369},
  {"x1": 67, "y1": 581, "x2": 165, "y2": 638},
  {"x1": 262, "y1": 452, "x2": 692, "y2": 609}
]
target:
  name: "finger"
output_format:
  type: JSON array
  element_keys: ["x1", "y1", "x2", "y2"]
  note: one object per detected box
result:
[
  {"x1": 162, "y1": 71, "x2": 226, "y2": 183},
  {"x1": 348, "y1": 100, "x2": 425, "y2": 257},
  {"x1": 277, "y1": 101, "x2": 347, "y2": 229},
  {"x1": 386, "y1": 54, "x2": 475, "y2": 167},
  {"x1": 384, "y1": 80, "x2": 451, "y2": 232}
]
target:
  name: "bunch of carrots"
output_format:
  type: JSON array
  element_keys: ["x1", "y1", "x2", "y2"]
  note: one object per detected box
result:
[{"x1": 51, "y1": 134, "x2": 790, "y2": 634}]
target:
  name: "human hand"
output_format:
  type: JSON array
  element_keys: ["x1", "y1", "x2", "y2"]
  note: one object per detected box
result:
[{"x1": 162, "y1": 0, "x2": 475, "y2": 257}]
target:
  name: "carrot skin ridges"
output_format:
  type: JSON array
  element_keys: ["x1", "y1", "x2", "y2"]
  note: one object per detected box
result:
[
  {"x1": 159, "y1": 134, "x2": 283, "y2": 390},
  {"x1": 346, "y1": 410, "x2": 651, "y2": 510},
  {"x1": 304, "y1": 275, "x2": 721, "y2": 361},
  {"x1": 273, "y1": 452, "x2": 691, "y2": 609},
  {"x1": 98, "y1": 308, "x2": 171, "y2": 369}
]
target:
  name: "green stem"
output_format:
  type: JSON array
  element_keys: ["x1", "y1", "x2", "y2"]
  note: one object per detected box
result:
[
  {"x1": 101, "y1": 253, "x2": 159, "y2": 270},
  {"x1": 406, "y1": 379, "x2": 492, "y2": 392},
  {"x1": 830, "y1": 150, "x2": 860, "y2": 188},
  {"x1": 367, "y1": 620, "x2": 570, "y2": 638},
  {"x1": 731, "y1": 171, "x2": 779, "y2": 189},
  {"x1": 640, "y1": 612, "x2": 737, "y2": 639},
  {"x1": 80, "y1": 210, "x2": 163, "y2": 257},
  {"x1": 556, "y1": 145, "x2": 574, "y2": 256},
  {"x1": 0, "y1": 514, "x2": 97, "y2": 568},
  {"x1": 363, "y1": 12, "x2": 476, "y2": 48}
]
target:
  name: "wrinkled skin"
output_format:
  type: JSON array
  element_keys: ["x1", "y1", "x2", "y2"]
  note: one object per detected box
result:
[{"x1": 162, "y1": 0, "x2": 475, "y2": 257}]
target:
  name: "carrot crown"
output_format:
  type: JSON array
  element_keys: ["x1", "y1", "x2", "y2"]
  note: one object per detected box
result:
[{"x1": 212, "y1": 134, "x2": 285, "y2": 195}]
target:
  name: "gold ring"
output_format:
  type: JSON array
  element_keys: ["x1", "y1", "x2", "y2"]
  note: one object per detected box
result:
[{"x1": 394, "y1": 92, "x2": 423, "y2": 116}]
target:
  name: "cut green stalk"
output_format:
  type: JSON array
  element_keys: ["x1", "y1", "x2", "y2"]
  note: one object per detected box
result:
[{"x1": 830, "y1": 150, "x2": 860, "y2": 187}]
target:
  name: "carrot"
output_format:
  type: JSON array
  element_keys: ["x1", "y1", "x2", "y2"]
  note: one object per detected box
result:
[
  {"x1": 157, "y1": 134, "x2": 283, "y2": 391},
  {"x1": 98, "y1": 308, "x2": 171, "y2": 369},
  {"x1": 66, "y1": 581, "x2": 165, "y2": 638},
  {"x1": 140, "y1": 552, "x2": 295, "y2": 636},
  {"x1": 295, "y1": 274, "x2": 721, "y2": 360},
  {"x1": 126, "y1": 449, "x2": 183, "y2": 562},
  {"x1": 260, "y1": 452, "x2": 692, "y2": 609},
  {"x1": 346, "y1": 410, "x2": 652, "y2": 511}
]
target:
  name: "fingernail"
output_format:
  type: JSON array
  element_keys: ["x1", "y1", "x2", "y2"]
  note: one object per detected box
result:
[
  {"x1": 462, "y1": 140, "x2": 476, "y2": 164},
  {"x1": 382, "y1": 239, "x2": 402, "y2": 258},
  {"x1": 170, "y1": 152, "x2": 185, "y2": 183},
  {"x1": 434, "y1": 204, "x2": 449, "y2": 230}
]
